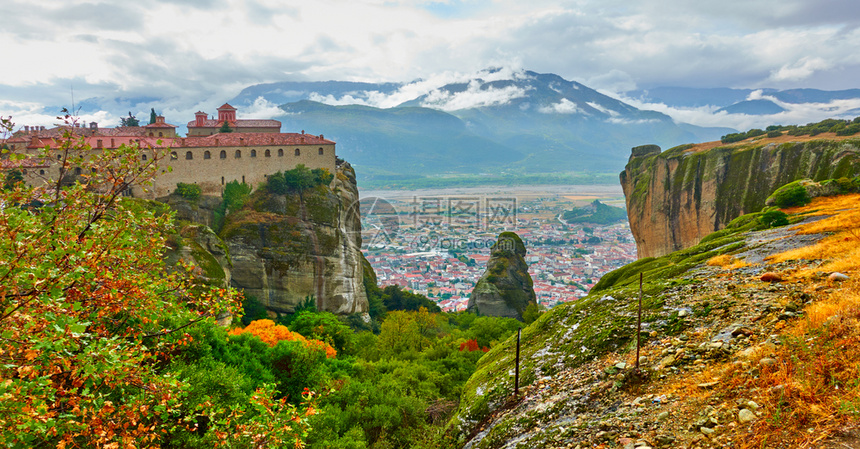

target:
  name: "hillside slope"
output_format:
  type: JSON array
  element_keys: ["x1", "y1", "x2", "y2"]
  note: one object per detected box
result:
[{"x1": 448, "y1": 193, "x2": 860, "y2": 449}]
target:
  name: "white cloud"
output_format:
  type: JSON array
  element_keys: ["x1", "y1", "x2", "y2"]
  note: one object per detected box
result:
[
  {"x1": 611, "y1": 91, "x2": 860, "y2": 131},
  {"x1": 539, "y1": 98, "x2": 583, "y2": 114},
  {"x1": 767, "y1": 57, "x2": 833, "y2": 83},
  {"x1": 586, "y1": 101, "x2": 619, "y2": 117},
  {"x1": 420, "y1": 79, "x2": 530, "y2": 111},
  {"x1": 242, "y1": 96, "x2": 285, "y2": 119}
]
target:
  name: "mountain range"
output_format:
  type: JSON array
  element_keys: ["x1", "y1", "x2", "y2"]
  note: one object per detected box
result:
[
  {"x1": 228, "y1": 70, "x2": 734, "y2": 177},
  {"x1": 628, "y1": 86, "x2": 860, "y2": 116}
]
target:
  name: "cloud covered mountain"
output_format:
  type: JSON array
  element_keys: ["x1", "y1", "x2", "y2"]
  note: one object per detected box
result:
[
  {"x1": 622, "y1": 86, "x2": 860, "y2": 130},
  {"x1": 229, "y1": 69, "x2": 732, "y2": 175}
]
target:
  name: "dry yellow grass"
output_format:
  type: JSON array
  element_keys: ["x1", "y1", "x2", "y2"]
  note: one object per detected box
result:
[
  {"x1": 768, "y1": 193, "x2": 860, "y2": 278},
  {"x1": 707, "y1": 254, "x2": 750, "y2": 270}
]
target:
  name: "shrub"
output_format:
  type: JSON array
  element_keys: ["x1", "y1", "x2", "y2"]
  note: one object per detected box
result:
[
  {"x1": 767, "y1": 130, "x2": 782, "y2": 138},
  {"x1": 266, "y1": 165, "x2": 334, "y2": 194},
  {"x1": 290, "y1": 311, "x2": 356, "y2": 355},
  {"x1": 229, "y1": 319, "x2": 337, "y2": 358},
  {"x1": 760, "y1": 210, "x2": 789, "y2": 227},
  {"x1": 773, "y1": 184, "x2": 811, "y2": 208},
  {"x1": 175, "y1": 182, "x2": 201, "y2": 201},
  {"x1": 836, "y1": 123, "x2": 860, "y2": 136}
]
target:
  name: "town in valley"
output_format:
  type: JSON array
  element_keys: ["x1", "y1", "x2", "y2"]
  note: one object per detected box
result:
[{"x1": 358, "y1": 185, "x2": 637, "y2": 311}]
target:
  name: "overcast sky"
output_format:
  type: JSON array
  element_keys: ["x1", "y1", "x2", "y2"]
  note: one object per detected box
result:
[{"x1": 3, "y1": 0, "x2": 860, "y2": 129}]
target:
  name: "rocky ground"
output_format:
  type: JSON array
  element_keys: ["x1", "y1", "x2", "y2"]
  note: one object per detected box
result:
[{"x1": 461, "y1": 215, "x2": 858, "y2": 449}]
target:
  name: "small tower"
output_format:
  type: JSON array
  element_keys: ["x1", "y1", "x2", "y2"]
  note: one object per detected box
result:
[
  {"x1": 217, "y1": 103, "x2": 237, "y2": 123},
  {"x1": 194, "y1": 111, "x2": 207, "y2": 127}
]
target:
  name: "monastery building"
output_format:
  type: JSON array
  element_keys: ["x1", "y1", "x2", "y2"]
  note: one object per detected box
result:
[{"x1": 1, "y1": 103, "x2": 336, "y2": 198}]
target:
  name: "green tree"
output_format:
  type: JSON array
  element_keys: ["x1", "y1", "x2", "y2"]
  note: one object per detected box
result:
[
  {"x1": 290, "y1": 310, "x2": 356, "y2": 355},
  {"x1": 175, "y1": 181, "x2": 202, "y2": 201},
  {"x1": 120, "y1": 111, "x2": 140, "y2": 127},
  {"x1": 149, "y1": 107, "x2": 157, "y2": 124},
  {"x1": 2, "y1": 168, "x2": 24, "y2": 190},
  {"x1": 212, "y1": 180, "x2": 252, "y2": 232},
  {"x1": 219, "y1": 121, "x2": 233, "y2": 133}
]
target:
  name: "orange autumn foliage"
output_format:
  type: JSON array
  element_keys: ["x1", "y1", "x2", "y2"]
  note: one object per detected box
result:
[
  {"x1": 230, "y1": 319, "x2": 337, "y2": 358},
  {"x1": 459, "y1": 338, "x2": 489, "y2": 353}
]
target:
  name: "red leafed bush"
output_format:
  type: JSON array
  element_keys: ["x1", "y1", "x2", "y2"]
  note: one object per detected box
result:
[{"x1": 459, "y1": 339, "x2": 489, "y2": 352}]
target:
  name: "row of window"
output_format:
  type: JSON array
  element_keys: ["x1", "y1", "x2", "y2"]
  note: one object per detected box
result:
[{"x1": 169, "y1": 147, "x2": 325, "y2": 160}]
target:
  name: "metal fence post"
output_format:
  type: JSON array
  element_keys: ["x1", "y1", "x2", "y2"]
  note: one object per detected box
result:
[{"x1": 515, "y1": 327, "x2": 521, "y2": 397}]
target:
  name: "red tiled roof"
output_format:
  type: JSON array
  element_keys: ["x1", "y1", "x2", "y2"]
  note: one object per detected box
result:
[
  {"x1": 218, "y1": 103, "x2": 237, "y2": 111},
  {"x1": 144, "y1": 121, "x2": 177, "y2": 129},
  {"x1": 14, "y1": 132, "x2": 333, "y2": 150},
  {"x1": 1, "y1": 158, "x2": 50, "y2": 169},
  {"x1": 186, "y1": 119, "x2": 281, "y2": 128},
  {"x1": 182, "y1": 132, "x2": 334, "y2": 146}
]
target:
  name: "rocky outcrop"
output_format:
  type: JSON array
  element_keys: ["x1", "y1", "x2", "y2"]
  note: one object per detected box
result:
[
  {"x1": 467, "y1": 232, "x2": 536, "y2": 320},
  {"x1": 621, "y1": 140, "x2": 860, "y2": 258},
  {"x1": 220, "y1": 162, "x2": 368, "y2": 315},
  {"x1": 159, "y1": 193, "x2": 222, "y2": 229}
]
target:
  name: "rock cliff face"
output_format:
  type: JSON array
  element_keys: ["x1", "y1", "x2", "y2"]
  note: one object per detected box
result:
[
  {"x1": 467, "y1": 232, "x2": 536, "y2": 320},
  {"x1": 220, "y1": 162, "x2": 369, "y2": 315},
  {"x1": 621, "y1": 140, "x2": 860, "y2": 258}
]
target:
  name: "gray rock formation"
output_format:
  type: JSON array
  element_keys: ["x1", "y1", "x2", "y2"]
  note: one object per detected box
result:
[
  {"x1": 467, "y1": 232, "x2": 536, "y2": 320},
  {"x1": 221, "y1": 162, "x2": 369, "y2": 315}
]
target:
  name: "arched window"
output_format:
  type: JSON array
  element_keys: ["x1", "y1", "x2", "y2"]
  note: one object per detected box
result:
[
  {"x1": 170, "y1": 152, "x2": 178, "y2": 160},
  {"x1": 242, "y1": 175, "x2": 245, "y2": 183},
  {"x1": 39, "y1": 170, "x2": 45, "y2": 175},
  {"x1": 74, "y1": 167, "x2": 82, "y2": 175},
  {"x1": 265, "y1": 149, "x2": 271, "y2": 157},
  {"x1": 251, "y1": 149, "x2": 257, "y2": 157},
  {"x1": 204, "y1": 151, "x2": 211, "y2": 159},
  {"x1": 220, "y1": 150, "x2": 227, "y2": 159},
  {"x1": 142, "y1": 154, "x2": 147, "y2": 161},
  {"x1": 294, "y1": 148, "x2": 301, "y2": 156},
  {"x1": 318, "y1": 147, "x2": 324, "y2": 155},
  {"x1": 235, "y1": 150, "x2": 241, "y2": 158},
  {"x1": 185, "y1": 151, "x2": 193, "y2": 160},
  {"x1": 221, "y1": 176, "x2": 225, "y2": 185},
  {"x1": 57, "y1": 154, "x2": 62, "y2": 160},
  {"x1": 158, "y1": 132, "x2": 163, "y2": 137},
  {"x1": 22, "y1": 170, "x2": 27, "y2": 175},
  {"x1": 149, "y1": 132, "x2": 154, "y2": 137},
  {"x1": 278, "y1": 149, "x2": 284, "y2": 157}
]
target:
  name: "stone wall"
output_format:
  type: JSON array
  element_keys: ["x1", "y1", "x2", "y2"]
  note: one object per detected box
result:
[{"x1": 142, "y1": 142, "x2": 336, "y2": 197}]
